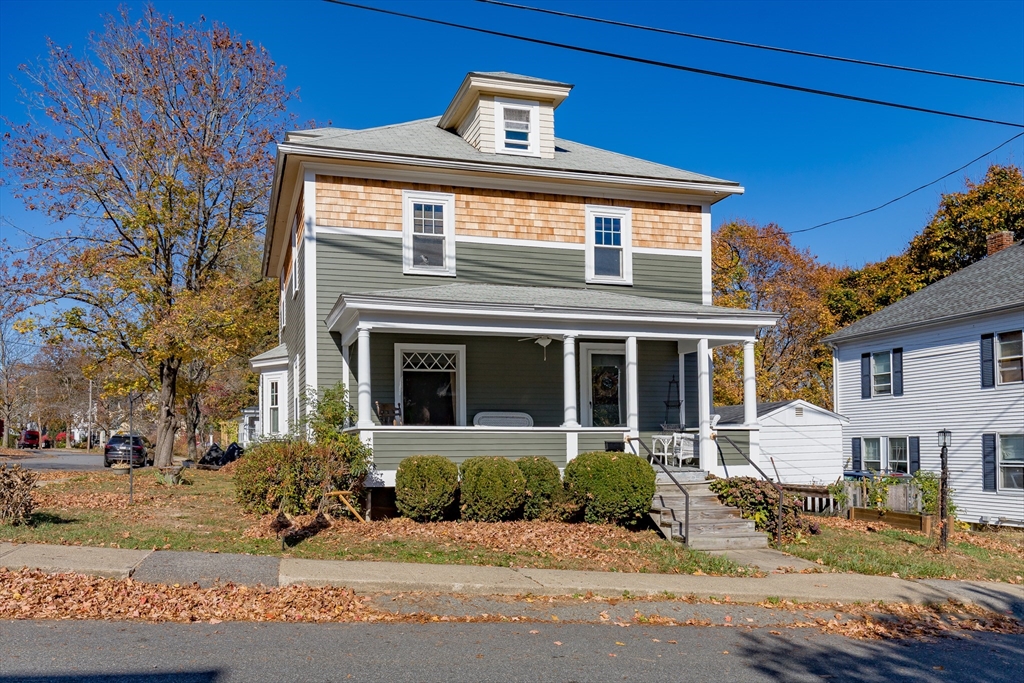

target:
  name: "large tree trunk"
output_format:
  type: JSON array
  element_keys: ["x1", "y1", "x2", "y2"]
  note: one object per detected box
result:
[{"x1": 153, "y1": 358, "x2": 180, "y2": 467}]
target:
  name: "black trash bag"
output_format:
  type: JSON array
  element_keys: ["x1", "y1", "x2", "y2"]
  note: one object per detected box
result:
[
  {"x1": 224, "y1": 442, "x2": 243, "y2": 463},
  {"x1": 199, "y1": 443, "x2": 224, "y2": 467}
]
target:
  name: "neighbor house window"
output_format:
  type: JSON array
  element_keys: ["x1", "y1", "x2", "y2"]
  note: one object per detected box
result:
[
  {"x1": 871, "y1": 351, "x2": 891, "y2": 396},
  {"x1": 585, "y1": 205, "x2": 633, "y2": 285},
  {"x1": 863, "y1": 438, "x2": 882, "y2": 471},
  {"x1": 494, "y1": 97, "x2": 540, "y2": 156},
  {"x1": 394, "y1": 344, "x2": 466, "y2": 426},
  {"x1": 291, "y1": 216, "x2": 300, "y2": 299},
  {"x1": 402, "y1": 190, "x2": 456, "y2": 276},
  {"x1": 888, "y1": 437, "x2": 908, "y2": 474},
  {"x1": 997, "y1": 331, "x2": 1023, "y2": 384},
  {"x1": 1000, "y1": 434, "x2": 1024, "y2": 490},
  {"x1": 269, "y1": 381, "x2": 280, "y2": 435}
]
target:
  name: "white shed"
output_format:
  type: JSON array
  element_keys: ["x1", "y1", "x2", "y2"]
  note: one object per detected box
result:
[{"x1": 713, "y1": 400, "x2": 848, "y2": 486}]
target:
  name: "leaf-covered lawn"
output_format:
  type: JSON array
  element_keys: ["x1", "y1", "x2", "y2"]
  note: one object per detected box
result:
[
  {"x1": 2, "y1": 469, "x2": 753, "y2": 576},
  {"x1": 781, "y1": 517, "x2": 1024, "y2": 583}
]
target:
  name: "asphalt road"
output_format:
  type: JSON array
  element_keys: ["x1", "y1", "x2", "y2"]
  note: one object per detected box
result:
[
  {"x1": 0, "y1": 448, "x2": 104, "y2": 471},
  {"x1": 1, "y1": 620, "x2": 1021, "y2": 683}
]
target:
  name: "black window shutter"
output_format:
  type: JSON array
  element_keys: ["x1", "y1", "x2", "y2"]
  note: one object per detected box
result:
[
  {"x1": 909, "y1": 436, "x2": 920, "y2": 474},
  {"x1": 981, "y1": 334, "x2": 995, "y2": 388},
  {"x1": 861, "y1": 353, "x2": 871, "y2": 399},
  {"x1": 892, "y1": 348, "x2": 904, "y2": 396},
  {"x1": 851, "y1": 437, "x2": 862, "y2": 471},
  {"x1": 982, "y1": 434, "x2": 997, "y2": 491}
]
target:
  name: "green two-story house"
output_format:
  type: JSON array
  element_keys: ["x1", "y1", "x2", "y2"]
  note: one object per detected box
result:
[{"x1": 251, "y1": 71, "x2": 776, "y2": 487}]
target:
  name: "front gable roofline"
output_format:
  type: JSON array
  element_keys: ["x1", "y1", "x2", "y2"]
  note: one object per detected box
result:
[
  {"x1": 823, "y1": 302, "x2": 1024, "y2": 347},
  {"x1": 714, "y1": 399, "x2": 849, "y2": 424}
]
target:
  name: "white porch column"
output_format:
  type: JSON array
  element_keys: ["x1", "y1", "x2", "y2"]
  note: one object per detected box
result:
[
  {"x1": 743, "y1": 340, "x2": 757, "y2": 425},
  {"x1": 625, "y1": 336, "x2": 639, "y2": 436},
  {"x1": 697, "y1": 338, "x2": 714, "y2": 471},
  {"x1": 562, "y1": 334, "x2": 579, "y2": 427},
  {"x1": 356, "y1": 325, "x2": 374, "y2": 429}
]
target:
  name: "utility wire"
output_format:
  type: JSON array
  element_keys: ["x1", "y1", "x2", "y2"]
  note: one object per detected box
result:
[
  {"x1": 324, "y1": 1, "x2": 1024, "y2": 128},
  {"x1": 783, "y1": 130, "x2": 1024, "y2": 235},
  {"x1": 478, "y1": 0, "x2": 1024, "y2": 88}
]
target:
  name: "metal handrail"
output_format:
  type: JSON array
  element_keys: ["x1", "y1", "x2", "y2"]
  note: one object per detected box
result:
[
  {"x1": 626, "y1": 436, "x2": 690, "y2": 547},
  {"x1": 715, "y1": 433, "x2": 784, "y2": 548}
]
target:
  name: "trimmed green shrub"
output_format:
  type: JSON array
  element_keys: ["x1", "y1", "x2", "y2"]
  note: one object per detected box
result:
[
  {"x1": 516, "y1": 456, "x2": 562, "y2": 520},
  {"x1": 395, "y1": 455, "x2": 460, "y2": 521},
  {"x1": 234, "y1": 435, "x2": 369, "y2": 516},
  {"x1": 564, "y1": 451, "x2": 656, "y2": 527},
  {"x1": 708, "y1": 476, "x2": 820, "y2": 541},
  {"x1": 460, "y1": 457, "x2": 527, "y2": 522}
]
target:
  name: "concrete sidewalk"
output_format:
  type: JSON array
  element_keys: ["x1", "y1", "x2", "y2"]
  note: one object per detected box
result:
[{"x1": 2, "y1": 541, "x2": 1021, "y2": 616}]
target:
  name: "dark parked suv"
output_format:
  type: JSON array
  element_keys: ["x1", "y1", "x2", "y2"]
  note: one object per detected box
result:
[
  {"x1": 103, "y1": 435, "x2": 151, "y2": 467},
  {"x1": 17, "y1": 430, "x2": 40, "y2": 449}
]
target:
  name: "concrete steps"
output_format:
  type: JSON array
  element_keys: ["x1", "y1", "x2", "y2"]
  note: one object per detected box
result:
[{"x1": 650, "y1": 478, "x2": 769, "y2": 550}]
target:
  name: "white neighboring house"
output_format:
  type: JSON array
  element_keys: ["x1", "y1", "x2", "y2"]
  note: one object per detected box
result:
[
  {"x1": 249, "y1": 344, "x2": 289, "y2": 438},
  {"x1": 824, "y1": 234, "x2": 1024, "y2": 527},
  {"x1": 713, "y1": 400, "x2": 847, "y2": 486}
]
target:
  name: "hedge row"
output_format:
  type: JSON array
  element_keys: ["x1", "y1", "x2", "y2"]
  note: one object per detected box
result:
[{"x1": 395, "y1": 452, "x2": 655, "y2": 526}]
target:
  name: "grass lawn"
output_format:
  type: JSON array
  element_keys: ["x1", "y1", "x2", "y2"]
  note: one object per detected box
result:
[
  {"x1": 1, "y1": 469, "x2": 752, "y2": 577},
  {"x1": 782, "y1": 516, "x2": 1024, "y2": 583}
]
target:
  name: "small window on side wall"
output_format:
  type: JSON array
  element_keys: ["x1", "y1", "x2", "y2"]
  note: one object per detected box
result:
[
  {"x1": 585, "y1": 205, "x2": 632, "y2": 285},
  {"x1": 997, "y1": 331, "x2": 1023, "y2": 384},
  {"x1": 402, "y1": 190, "x2": 456, "y2": 277}
]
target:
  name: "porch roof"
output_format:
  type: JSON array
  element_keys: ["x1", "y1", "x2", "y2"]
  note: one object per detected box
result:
[{"x1": 326, "y1": 284, "x2": 778, "y2": 344}]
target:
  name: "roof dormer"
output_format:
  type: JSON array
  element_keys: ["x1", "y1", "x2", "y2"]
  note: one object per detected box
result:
[{"x1": 438, "y1": 72, "x2": 573, "y2": 159}]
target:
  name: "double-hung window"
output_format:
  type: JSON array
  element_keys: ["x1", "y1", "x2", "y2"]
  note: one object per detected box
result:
[
  {"x1": 1000, "y1": 434, "x2": 1024, "y2": 490},
  {"x1": 997, "y1": 331, "x2": 1023, "y2": 384},
  {"x1": 863, "y1": 438, "x2": 882, "y2": 471},
  {"x1": 269, "y1": 381, "x2": 280, "y2": 435},
  {"x1": 291, "y1": 216, "x2": 300, "y2": 299},
  {"x1": 871, "y1": 352, "x2": 891, "y2": 396},
  {"x1": 888, "y1": 437, "x2": 909, "y2": 474},
  {"x1": 585, "y1": 205, "x2": 633, "y2": 285},
  {"x1": 402, "y1": 190, "x2": 456, "y2": 276},
  {"x1": 494, "y1": 97, "x2": 540, "y2": 156}
]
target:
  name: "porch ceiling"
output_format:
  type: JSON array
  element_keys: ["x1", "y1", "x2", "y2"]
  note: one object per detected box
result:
[{"x1": 326, "y1": 283, "x2": 778, "y2": 345}]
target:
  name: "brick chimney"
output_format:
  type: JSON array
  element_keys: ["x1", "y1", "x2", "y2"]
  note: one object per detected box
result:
[{"x1": 987, "y1": 231, "x2": 1014, "y2": 256}]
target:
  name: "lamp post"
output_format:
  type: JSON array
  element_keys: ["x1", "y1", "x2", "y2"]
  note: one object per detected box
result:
[{"x1": 937, "y1": 429, "x2": 952, "y2": 551}]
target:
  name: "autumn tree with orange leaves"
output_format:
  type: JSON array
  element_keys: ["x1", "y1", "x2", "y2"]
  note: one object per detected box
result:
[
  {"x1": 712, "y1": 221, "x2": 840, "y2": 409},
  {"x1": 2, "y1": 8, "x2": 292, "y2": 466}
]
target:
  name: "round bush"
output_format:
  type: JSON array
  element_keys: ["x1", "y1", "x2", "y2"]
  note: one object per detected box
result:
[
  {"x1": 234, "y1": 439, "x2": 358, "y2": 516},
  {"x1": 516, "y1": 456, "x2": 562, "y2": 520},
  {"x1": 395, "y1": 455, "x2": 459, "y2": 521},
  {"x1": 460, "y1": 457, "x2": 527, "y2": 522},
  {"x1": 564, "y1": 451, "x2": 656, "y2": 526}
]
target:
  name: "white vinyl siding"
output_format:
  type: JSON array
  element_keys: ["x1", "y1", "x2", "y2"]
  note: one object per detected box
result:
[
  {"x1": 756, "y1": 403, "x2": 846, "y2": 485},
  {"x1": 835, "y1": 308, "x2": 1024, "y2": 525}
]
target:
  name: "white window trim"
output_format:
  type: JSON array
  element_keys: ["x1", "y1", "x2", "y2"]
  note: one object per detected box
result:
[
  {"x1": 578, "y1": 342, "x2": 628, "y2": 428},
  {"x1": 393, "y1": 343, "x2": 467, "y2": 426},
  {"x1": 402, "y1": 190, "x2": 457, "y2": 277},
  {"x1": 494, "y1": 96, "x2": 541, "y2": 157},
  {"x1": 871, "y1": 350, "x2": 892, "y2": 397},
  {"x1": 585, "y1": 205, "x2": 633, "y2": 286},
  {"x1": 887, "y1": 435, "x2": 909, "y2": 475},
  {"x1": 862, "y1": 437, "x2": 883, "y2": 472},
  {"x1": 997, "y1": 433, "x2": 1024, "y2": 493},
  {"x1": 263, "y1": 370, "x2": 288, "y2": 436},
  {"x1": 279, "y1": 278, "x2": 286, "y2": 333},
  {"x1": 996, "y1": 330, "x2": 1023, "y2": 385},
  {"x1": 291, "y1": 215, "x2": 300, "y2": 299}
]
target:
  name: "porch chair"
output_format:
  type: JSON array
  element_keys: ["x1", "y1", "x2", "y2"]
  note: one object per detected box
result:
[{"x1": 375, "y1": 401, "x2": 402, "y2": 426}]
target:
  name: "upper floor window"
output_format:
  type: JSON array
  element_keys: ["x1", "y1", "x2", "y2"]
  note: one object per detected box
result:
[
  {"x1": 871, "y1": 351, "x2": 891, "y2": 396},
  {"x1": 860, "y1": 347, "x2": 903, "y2": 398},
  {"x1": 998, "y1": 331, "x2": 1023, "y2": 384},
  {"x1": 585, "y1": 205, "x2": 632, "y2": 285},
  {"x1": 494, "y1": 97, "x2": 539, "y2": 157},
  {"x1": 291, "y1": 215, "x2": 300, "y2": 299},
  {"x1": 402, "y1": 190, "x2": 456, "y2": 277}
]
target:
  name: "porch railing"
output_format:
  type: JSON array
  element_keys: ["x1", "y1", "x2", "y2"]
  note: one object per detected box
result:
[
  {"x1": 627, "y1": 436, "x2": 690, "y2": 548},
  {"x1": 715, "y1": 433, "x2": 784, "y2": 548}
]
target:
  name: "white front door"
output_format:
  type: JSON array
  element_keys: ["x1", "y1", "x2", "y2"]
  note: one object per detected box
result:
[{"x1": 580, "y1": 343, "x2": 627, "y2": 428}]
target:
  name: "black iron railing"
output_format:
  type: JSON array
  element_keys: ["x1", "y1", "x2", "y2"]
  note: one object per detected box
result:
[
  {"x1": 715, "y1": 433, "x2": 784, "y2": 547},
  {"x1": 626, "y1": 436, "x2": 690, "y2": 547}
]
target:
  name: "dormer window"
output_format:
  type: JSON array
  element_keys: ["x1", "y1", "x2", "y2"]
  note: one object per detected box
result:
[{"x1": 494, "y1": 97, "x2": 540, "y2": 156}]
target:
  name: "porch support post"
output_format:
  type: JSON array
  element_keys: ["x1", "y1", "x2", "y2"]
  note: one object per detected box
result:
[
  {"x1": 625, "y1": 336, "x2": 639, "y2": 437},
  {"x1": 562, "y1": 334, "x2": 579, "y2": 427},
  {"x1": 356, "y1": 325, "x2": 374, "y2": 430},
  {"x1": 697, "y1": 338, "x2": 713, "y2": 471},
  {"x1": 743, "y1": 340, "x2": 757, "y2": 425}
]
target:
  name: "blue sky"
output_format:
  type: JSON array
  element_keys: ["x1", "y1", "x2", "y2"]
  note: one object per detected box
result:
[{"x1": 1, "y1": 0, "x2": 1022, "y2": 268}]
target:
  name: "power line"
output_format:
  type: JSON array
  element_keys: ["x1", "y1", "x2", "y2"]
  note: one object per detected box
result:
[
  {"x1": 323, "y1": 1, "x2": 1024, "y2": 129},
  {"x1": 478, "y1": 0, "x2": 1024, "y2": 88},
  {"x1": 782, "y1": 131, "x2": 1024, "y2": 236}
]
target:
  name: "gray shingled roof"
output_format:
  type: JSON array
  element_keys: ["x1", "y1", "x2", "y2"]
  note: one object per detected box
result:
[
  {"x1": 824, "y1": 242, "x2": 1024, "y2": 344},
  {"x1": 713, "y1": 401, "x2": 795, "y2": 425},
  {"x1": 347, "y1": 283, "x2": 773, "y2": 318},
  {"x1": 283, "y1": 117, "x2": 736, "y2": 186},
  {"x1": 249, "y1": 343, "x2": 287, "y2": 363}
]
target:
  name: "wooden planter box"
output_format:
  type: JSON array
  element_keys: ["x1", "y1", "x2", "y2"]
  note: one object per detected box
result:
[{"x1": 849, "y1": 507, "x2": 943, "y2": 534}]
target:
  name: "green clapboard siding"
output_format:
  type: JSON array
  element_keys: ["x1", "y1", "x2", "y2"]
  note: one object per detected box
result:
[
  {"x1": 716, "y1": 430, "x2": 751, "y2": 467},
  {"x1": 576, "y1": 431, "x2": 630, "y2": 454},
  {"x1": 638, "y1": 340, "x2": 679, "y2": 431},
  {"x1": 683, "y1": 353, "x2": 698, "y2": 428},
  {"x1": 370, "y1": 430, "x2": 567, "y2": 470}
]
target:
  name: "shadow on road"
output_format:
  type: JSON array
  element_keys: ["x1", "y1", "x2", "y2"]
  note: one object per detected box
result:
[{"x1": 0, "y1": 671, "x2": 221, "y2": 683}]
